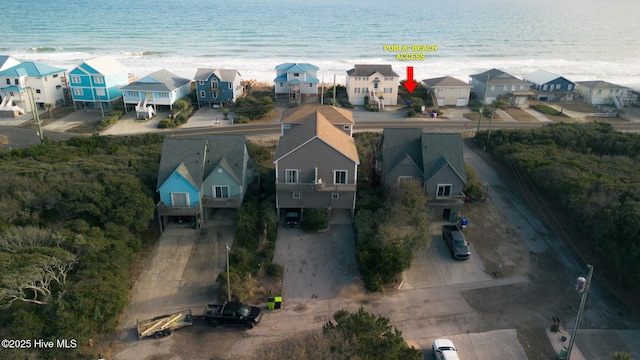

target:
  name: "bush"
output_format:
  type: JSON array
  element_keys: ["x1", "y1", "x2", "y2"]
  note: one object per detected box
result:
[
  {"x1": 235, "y1": 115, "x2": 250, "y2": 123},
  {"x1": 301, "y1": 208, "x2": 328, "y2": 231},
  {"x1": 407, "y1": 109, "x2": 417, "y2": 117},
  {"x1": 265, "y1": 262, "x2": 283, "y2": 277}
]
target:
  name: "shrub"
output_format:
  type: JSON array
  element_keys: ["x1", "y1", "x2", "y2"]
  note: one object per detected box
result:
[
  {"x1": 265, "y1": 262, "x2": 283, "y2": 277},
  {"x1": 235, "y1": 115, "x2": 250, "y2": 123},
  {"x1": 301, "y1": 208, "x2": 328, "y2": 231},
  {"x1": 407, "y1": 109, "x2": 417, "y2": 117}
]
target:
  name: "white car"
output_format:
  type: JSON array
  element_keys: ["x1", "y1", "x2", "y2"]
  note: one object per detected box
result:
[{"x1": 432, "y1": 338, "x2": 460, "y2": 360}]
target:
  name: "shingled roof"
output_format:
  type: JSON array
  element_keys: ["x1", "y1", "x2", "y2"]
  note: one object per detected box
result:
[
  {"x1": 281, "y1": 105, "x2": 354, "y2": 125},
  {"x1": 347, "y1": 64, "x2": 399, "y2": 77}
]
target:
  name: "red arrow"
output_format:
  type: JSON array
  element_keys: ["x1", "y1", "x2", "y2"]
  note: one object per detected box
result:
[{"x1": 402, "y1": 66, "x2": 418, "y2": 93}]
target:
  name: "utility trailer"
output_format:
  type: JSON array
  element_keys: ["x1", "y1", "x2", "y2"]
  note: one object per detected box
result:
[{"x1": 137, "y1": 309, "x2": 193, "y2": 340}]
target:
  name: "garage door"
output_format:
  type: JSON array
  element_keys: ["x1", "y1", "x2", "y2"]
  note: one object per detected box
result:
[
  {"x1": 456, "y1": 98, "x2": 467, "y2": 106},
  {"x1": 437, "y1": 98, "x2": 445, "y2": 106}
]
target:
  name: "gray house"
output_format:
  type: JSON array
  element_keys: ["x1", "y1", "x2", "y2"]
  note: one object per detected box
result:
[
  {"x1": 376, "y1": 129, "x2": 466, "y2": 221},
  {"x1": 470, "y1": 68, "x2": 533, "y2": 106},
  {"x1": 280, "y1": 104, "x2": 354, "y2": 136},
  {"x1": 273, "y1": 108, "x2": 360, "y2": 220},
  {"x1": 156, "y1": 135, "x2": 254, "y2": 231},
  {"x1": 523, "y1": 69, "x2": 575, "y2": 101}
]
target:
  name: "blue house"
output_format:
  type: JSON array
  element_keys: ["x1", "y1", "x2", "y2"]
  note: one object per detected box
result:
[
  {"x1": 274, "y1": 63, "x2": 319, "y2": 102},
  {"x1": 155, "y1": 135, "x2": 254, "y2": 231},
  {"x1": 194, "y1": 68, "x2": 243, "y2": 108},
  {"x1": 523, "y1": 69, "x2": 576, "y2": 101},
  {"x1": 68, "y1": 56, "x2": 131, "y2": 110},
  {"x1": 120, "y1": 69, "x2": 191, "y2": 117}
]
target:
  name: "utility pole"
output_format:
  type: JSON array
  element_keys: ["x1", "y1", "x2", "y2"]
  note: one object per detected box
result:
[
  {"x1": 321, "y1": 76, "x2": 324, "y2": 105},
  {"x1": 27, "y1": 86, "x2": 44, "y2": 143},
  {"x1": 225, "y1": 244, "x2": 231, "y2": 303},
  {"x1": 566, "y1": 264, "x2": 594, "y2": 359},
  {"x1": 333, "y1": 74, "x2": 336, "y2": 106},
  {"x1": 476, "y1": 74, "x2": 490, "y2": 132}
]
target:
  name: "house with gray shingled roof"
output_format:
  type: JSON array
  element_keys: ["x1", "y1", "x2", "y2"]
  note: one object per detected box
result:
[
  {"x1": 194, "y1": 68, "x2": 243, "y2": 108},
  {"x1": 273, "y1": 107, "x2": 359, "y2": 221},
  {"x1": 346, "y1": 64, "x2": 400, "y2": 108},
  {"x1": 575, "y1": 80, "x2": 637, "y2": 108},
  {"x1": 422, "y1": 76, "x2": 472, "y2": 107},
  {"x1": 121, "y1": 69, "x2": 191, "y2": 112},
  {"x1": 522, "y1": 69, "x2": 576, "y2": 102},
  {"x1": 470, "y1": 68, "x2": 533, "y2": 107},
  {"x1": 376, "y1": 129, "x2": 466, "y2": 221},
  {"x1": 156, "y1": 135, "x2": 254, "y2": 231}
]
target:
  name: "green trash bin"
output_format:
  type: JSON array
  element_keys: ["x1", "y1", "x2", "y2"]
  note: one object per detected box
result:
[
  {"x1": 274, "y1": 296, "x2": 282, "y2": 309},
  {"x1": 557, "y1": 347, "x2": 567, "y2": 360},
  {"x1": 268, "y1": 297, "x2": 275, "y2": 310}
]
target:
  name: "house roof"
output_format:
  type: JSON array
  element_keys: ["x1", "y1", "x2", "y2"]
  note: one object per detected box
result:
[
  {"x1": 281, "y1": 105, "x2": 354, "y2": 125},
  {"x1": 275, "y1": 63, "x2": 319, "y2": 72},
  {"x1": 522, "y1": 69, "x2": 574, "y2": 85},
  {"x1": 378, "y1": 129, "x2": 466, "y2": 184},
  {"x1": 470, "y1": 68, "x2": 528, "y2": 85},
  {"x1": 0, "y1": 56, "x2": 20, "y2": 71},
  {"x1": 121, "y1": 69, "x2": 190, "y2": 92},
  {"x1": 347, "y1": 64, "x2": 399, "y2": 77},
  {"x1": 194, "y1": 68, "x2": 241, "y2": 82},
  {"x1": 274, "y1": 114, "x2": 359, "y2": 164},
  {"x1": 156, "y1": 135, "x2": 250, "y2": 191},
  {"x1": 78, "y1": 56, "x2": 127, "y2": 76},
  {"x1": 421, "y1": 133, "x2": 466, "y2": 183},
  {"x1": 0, "y1": 61, "x2": 65, "y2": 78},
  {"x1": 422, "y1": 76, "x2": 470, "y2": 88},
  {"x1": 576, "y1": 80, "x2": 628, "y2": 90}
]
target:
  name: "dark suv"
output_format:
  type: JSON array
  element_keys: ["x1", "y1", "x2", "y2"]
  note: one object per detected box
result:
[
  {"x1": 442, "y1": 225, "x2": 471, "y2": 260},
  {"x1": 284, "y1": 209, "x2": 300, "y2": 228}
]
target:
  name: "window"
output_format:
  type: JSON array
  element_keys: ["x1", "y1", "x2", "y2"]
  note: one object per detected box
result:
[
  {"x1": 71, "y1": 76, "x2": 80, "y2": 83},
  {"x1": 73, "y1": 88, "x2": 83, "y2": 96},
  {"x1": 283, "y1": 123, "x2": 291, "y2": 129},
  {"x1": 35, "y1": 89, "x2": 41, "y2": 94},
  {"x1": 214, "y1": 186, "x2": 229, "y2": 198},
  {"x1": 229, "y1": 83, "x2": 232, "y2": 90},
  {"x1": 436, "y1": 184, "x2": 452, "y2": 198},
  {"x1": 334, "y1": 170, "x2": 347, "y2": 184},
  {"x1": 293, "y1": 192, "x2": 301, "y2": 199},
  {"x1": 332, "y1": 192, "x2": 339, "y2": 199},
  {"x1": 556, "y1": 84, "x2": 561, "y2": 90},
  {"x1": 490, "y1": 85, "x2": 495, "y2": 91},
  {"x1": 53, "y1": 74, "x2": 58, "y2": 78},
  {"x1": 503, "y1": 85, "x2": 508, "y2": 91},
  {"x1": 171, "y1": 192, "x2": 189, "y2": 207},
  {"x1": 200, "y1": 90, "x2": 205, "y2": 98},
  {"x1": 279, "y1": 82, "x2": 284, "y2": 87},
  {"x1": 385, "y1": 77, "x2": 393, "y2": 81},
  {"x1": 355, "y1": 88, "x2": 360, "y2": 94},
  {"x1": 309, "y1": 83, "x2": 313, "y2": 88},
  {"x1": 93, "y1": 76, "x2": 104, "y2": 84},
  {"x1": 285, "y1": 169, "x2": 298, "y2": 183},
  {"x1": 213, "y1": 91, "x2": 218, "y2": 99},
  {"x1": 199, "y1": 80, "x2": 205, "y2": 85},
  {"x1": 293, "y1": 72, "x2": 300, "y2": 77},
  {"x1": 14, "y1": 79, "x2": 18, "y2": 85},
  {"x1": 567, "y1": 84, "x2": 573, "y2": 90},
  {"x1": 211, "y1": 79, "x2": 218, "y2": 89},
  {"x1": 343, "y1": 125, "x2": 350, "y2": 130},
  {"x1": 543, "y1": 85, "x2": 548, "y2": 90},
  {"x1": 384, "y1": 88, "x2": 392, "y2": 93},
  {"x1": 5, "y1": 79, "x2": 9, "y2": 85}
]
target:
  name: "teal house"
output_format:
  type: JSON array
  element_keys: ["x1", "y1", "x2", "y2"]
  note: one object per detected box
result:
[
  {"x1": 155, "y1": 135, "x2": 254, "y2": 231},
  {"x1": 68, "y1": 56, "x2": 131, "y2": 110}
]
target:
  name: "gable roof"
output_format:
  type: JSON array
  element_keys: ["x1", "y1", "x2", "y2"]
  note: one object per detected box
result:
[
  {"x1": 378, "y1": 129, "x2": 466, "y2": 185},
  {"x1": 0, "y1": 61, "x2": 65, "y2": 77},
  {"x1": 157, "y1": 135, "x2": 250, "y2": 191},
  {"x1": 0, "y1": 56, "x2": 20, "y2": 71},
  {"x1": 274, "y1": 114, "x2": 359, "y2": 164},
  {"x1": 523, "y1": 69, "x2": 574, "y2": 85},
  {"x1": 194, "y1": 68, "x2": 241, "y2": 82},
  {"x1": 282, "y1": 105, "x2": 354, "y2": 125},
  {"x1": 157, "y1": 138, "x2": 207, "y2": 191},
  {"x1": 576, "y1": 80, "x2": 628, "y2": 90},
  {"x1": 77, "y1": 56, "x2": 127, "y2": 76},
  {"x1": 422, "y1": 76, "x2": 470, "y2": 88},
  {"x1": 421, "y1": 133, "x2": 466, "y2": 183},
  {"x1": 121, "y1": 69, "x2": 190, "y2": 92},
  {"x1": 347, "y1": 64, "x2": 399, "y2": 77},
  {"x1": 470, "y1": 68, "x2": 527, "y2": 85}
]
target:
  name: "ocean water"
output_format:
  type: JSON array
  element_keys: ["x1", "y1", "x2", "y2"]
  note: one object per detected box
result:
[{"x1": 1, "y1": 0, "x2": 639, "y2": 88}]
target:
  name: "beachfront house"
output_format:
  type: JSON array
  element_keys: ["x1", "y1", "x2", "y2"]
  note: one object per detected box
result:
[
  {"x1": 375, "y1": 128, "x2": 466, "y2": 222},
  {"x1": 523, "y1": 69, "x2": 575, "y2": 102},
  {"x1": 422, "y1": 76, "x2": 472, "y2": 107},
  {"x1": 346, "y1": 64, "x2": 400, "y2": 109},
  {"x1": 194, "y1": 68, "x2": 243, "y2": 108},
  {"x1": 68, "y1": 56, "x2": 131, "y2": 111},
  {"x1": 280, "y1": 104, "x2": 354, "y2": 136},
  {"x1": 121, "y1": 69, "x2": 191, "y2": 118},
  {"x1": 575, "y1": 80, "x2": 637, "y2": 109},
  {"x1": 470, "y1": 68, "x2": 533, "y2": 106},
  {"x1": 274, "y1": 63, "x2": 319, "y2": 102},
  {"x1": 0, "y1": 61, "x2": 67, "y2": 117},
  {"x1": 273, "y1": 107, "x2": 360, "y2": 221},
  {"x1": 155, "y1": 135, "x2": 254, "y2": 232}
]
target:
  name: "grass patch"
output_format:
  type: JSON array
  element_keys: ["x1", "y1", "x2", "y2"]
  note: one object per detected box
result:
[{"x1": 530, "y1": 104, "x2": 569, "y2": 117}]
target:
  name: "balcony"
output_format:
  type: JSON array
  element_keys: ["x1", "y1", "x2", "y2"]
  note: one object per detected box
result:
[
  {"x1": 201, "y1": 196, "x2": 241, "y2": 208},
  {"x1": 156, "y1": 202, "x2": 201, "y2": 216},
  {"x1": 275, "y1": 182, "x2": 357, "y2": 192}
]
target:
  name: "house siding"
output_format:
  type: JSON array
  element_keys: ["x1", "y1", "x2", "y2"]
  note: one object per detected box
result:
[
  {"x1": 433, "y1": 86, "x2": 471, "y2": 106},
  {"x1": 158, "y1": 172, "x2": 200, "y2": 207},
  {"x1": 202, "y1": 167, "x2": 242, "y2": 199},
  {"x1": 424, "y1": 166, "x2": 465, "y2": 198}
]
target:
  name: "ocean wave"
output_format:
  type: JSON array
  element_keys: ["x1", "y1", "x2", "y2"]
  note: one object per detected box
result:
[
  {"x1": 28, "y1": 46, "x2": 64, "y2": 53},
  {"x1": 119, "y1": 50, "x2": 166, "y2": 56}
]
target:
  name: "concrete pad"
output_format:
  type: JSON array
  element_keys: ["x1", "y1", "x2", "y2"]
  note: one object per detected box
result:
[{"x1": 424, "y1": 330, "x2": 527, "y2": 360}]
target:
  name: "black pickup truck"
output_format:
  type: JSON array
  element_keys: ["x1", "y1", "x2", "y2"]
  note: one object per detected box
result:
[{"x1": 202, "y1": 302, "x2": 262, "y2": 329}]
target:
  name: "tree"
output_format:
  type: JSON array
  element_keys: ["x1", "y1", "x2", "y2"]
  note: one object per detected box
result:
[
  {"x1": 611, "y1": 352, "x2": 632, "y2": 360},
  {"x1": 44, "y1": 103, "x2": 54, "y2": 119}
]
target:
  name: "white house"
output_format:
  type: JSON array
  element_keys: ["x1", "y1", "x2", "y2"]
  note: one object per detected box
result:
[
  {"x1": 0, "y1": 61, "x2": 67, "y2": 115},
  {"x1": 274, "y1": 63, "x2": 319, "y2": 102},
  {"x1": 346, "y1": 64, "x2": 399, "y2": 108},
  {"x1": 120, "y1": 69, "x2": 192, "y2": 115},
  {"x1": 422, "y1": 76, "x2": 472, "y2": 107},
  {"x1": 575, "y1": 80, "x2": 637, "y2": 108}
]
